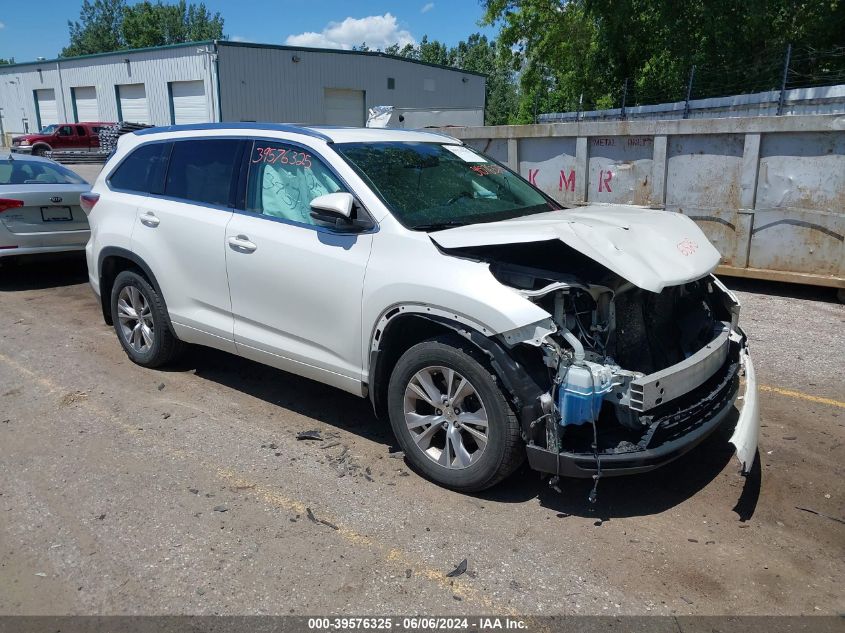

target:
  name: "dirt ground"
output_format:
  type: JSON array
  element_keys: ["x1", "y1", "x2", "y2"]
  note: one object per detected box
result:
[
  {"x1": 0, "y1": 257, "x2": 845, "y2": 614},
  {"x1": 0, "y1": 242, "x2": 842, "y2": 614}
]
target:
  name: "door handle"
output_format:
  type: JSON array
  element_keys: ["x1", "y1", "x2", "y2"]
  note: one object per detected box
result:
[
  {"x1": 140, "y1": 212, "x2": 160, "y2": 228},
  {"x1": 227, "y1": 235, "x2": 257, "y2": 253}
]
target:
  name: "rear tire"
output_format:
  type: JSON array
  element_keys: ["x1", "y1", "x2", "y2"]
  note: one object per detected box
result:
[
  {"x1": 110, "y1": 270, "x2": 183, "y2": 368},
  {"x1": 386, "y1": 335, "x2": 524, "y2": 492}
]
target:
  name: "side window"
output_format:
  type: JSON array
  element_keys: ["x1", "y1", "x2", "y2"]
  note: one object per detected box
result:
[
  {"x1": 76, "y1": 126, "x2": 86, "y2": 136},
  {"x1": 164, "y1": 139, "x2": 241, "y2": 207},
  {"x1": 108, "y1": 142, "x2": 171, "y2": 194},
  {"x1": 246, "y1": 141, "x2": 344, "y2": 226},
  {"x1": 58, "y1": 125, "x2": 73, "y2": 137}
]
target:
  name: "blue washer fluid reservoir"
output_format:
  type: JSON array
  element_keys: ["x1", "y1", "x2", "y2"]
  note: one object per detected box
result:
[{"x1": 558, "y1": 363, "x2": 614, "y2": 426}]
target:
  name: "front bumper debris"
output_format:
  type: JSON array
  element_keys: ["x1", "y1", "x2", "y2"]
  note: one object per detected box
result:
[
  {"x1": 526, "y1": 337, "x2": 760, "y2": 478},
  {"x1": 729, "y1": 348, "x2": 760, "y2": 473}
]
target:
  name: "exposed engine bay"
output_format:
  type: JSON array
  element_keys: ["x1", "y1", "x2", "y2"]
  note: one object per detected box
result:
[{"x1": 444, "y1": 239, "x2": 753, "y2": 500}]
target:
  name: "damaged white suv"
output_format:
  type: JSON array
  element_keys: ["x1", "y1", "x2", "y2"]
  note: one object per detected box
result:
[{"x1": 84, "y1": 124, "x2": 759, "y2": 493}]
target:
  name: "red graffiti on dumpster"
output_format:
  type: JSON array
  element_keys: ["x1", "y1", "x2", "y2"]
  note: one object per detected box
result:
[{"x1": 559, "y1": 169, "x2": 575, "y2": 192}]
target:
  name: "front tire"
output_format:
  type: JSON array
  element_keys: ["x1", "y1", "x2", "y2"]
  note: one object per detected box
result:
[
  {"x1": 387, "y1": 336, "x2": 524, "y2": 492},
  {"x1": 110, "y1": 270, "x2": 182, "y2": 368}
]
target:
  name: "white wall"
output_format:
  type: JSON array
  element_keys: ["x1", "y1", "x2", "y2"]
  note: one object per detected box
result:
[{"x1": 0, "y1": 44, "x2": 214, "y2": 136}]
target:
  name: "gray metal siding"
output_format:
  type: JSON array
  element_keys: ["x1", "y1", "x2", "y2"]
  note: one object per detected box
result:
[
  {"x1": 0, "y1": 47, "x2": 212, "y2": 135},
  {"x1": 216, "y1": 45, "x2": 485, "y2": 124},
  {"x1": 1, "y1": 42, "x2": 484, "y2": 140}
]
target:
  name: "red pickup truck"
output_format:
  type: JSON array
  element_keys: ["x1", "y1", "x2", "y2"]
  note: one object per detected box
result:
[{"x1": 11, "y1": 122, "x2": 114, "y2": 156}]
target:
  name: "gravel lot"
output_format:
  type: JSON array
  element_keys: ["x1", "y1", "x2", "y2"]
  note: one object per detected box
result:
[{"x1": 0, "y1": 163, "x2": 842, "y2": 616}]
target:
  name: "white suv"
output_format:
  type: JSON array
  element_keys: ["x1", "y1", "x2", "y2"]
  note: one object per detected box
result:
[{"x1": 84, "y1": 123, "x2": 759, "y2": 493}]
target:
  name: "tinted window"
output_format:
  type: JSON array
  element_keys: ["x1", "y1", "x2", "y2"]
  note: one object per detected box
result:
[
  {"x1": 246, "y1": 142, "x2": 344, "y2": 226},
  {"x1": 76, "y1": 126, "x2": 86, "y2": 136},
  {"x1": 165, "y1": 139, "x2": 241, "y2": 206},
  {"x1": 58, "y1": 126, "x2": 73, "y2": 137},
  {"x1": 0, "y1": 157, "x2": 87, "y2": 185},
  {"x1": 109, "y1": 142, "x2": 171, "y2": 194}
]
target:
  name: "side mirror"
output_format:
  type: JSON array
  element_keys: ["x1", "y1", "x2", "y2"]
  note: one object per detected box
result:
[{"x1": 309, "y1": 192, "x2": 373, "y2": 232}]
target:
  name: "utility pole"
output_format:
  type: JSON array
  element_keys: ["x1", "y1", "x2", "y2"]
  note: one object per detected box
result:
[
  {"x1": 777, "y1": 43, "x2": 792, "y2": 116},
  {"x1": 620, "y1": 78, "x2": 628, "y2": 120},
  {"x1": 576, "y1": 92, "x2": 583, "y2": 122},
  {"x1": 683, "y1": 65, "x2": 696, "y2": 119}
]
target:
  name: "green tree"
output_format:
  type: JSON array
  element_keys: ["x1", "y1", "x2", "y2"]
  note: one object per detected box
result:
[
  {"x1": 483, "y1": 0, "x2": 845, "y2": 121},
  {"x1": 62, "y1": 0, "x2": 224, "y2": 56},
  {"x1": 450, "y1": 34, "x2": 518, "y2": 125},
  {"x1": 62, "y1": 0, "x2": 126, "y2": 57},
  {"x1": 120, "y1": 0, "x2": 223, "y2": 49},
  {"x1": 0, "y1": 58, "x2": 15, "y2": 65}
]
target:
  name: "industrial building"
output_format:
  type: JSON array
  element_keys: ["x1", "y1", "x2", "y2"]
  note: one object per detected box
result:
[{"x1": 0, "y1": 40, "x2": 485, "y2": 139}]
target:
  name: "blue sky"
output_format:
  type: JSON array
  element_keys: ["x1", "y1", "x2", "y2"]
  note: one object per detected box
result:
[{"x1": 0, "y1": 1, "x2": 497, "y2": 62}]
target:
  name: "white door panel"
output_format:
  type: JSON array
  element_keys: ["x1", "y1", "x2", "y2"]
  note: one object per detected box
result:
[
  {"x1": 170, "y1": 80, "x2": 207, "y2": 124},
  {"x1": 131, "y1": 197, "x2": 235, "y2": 350},
  {"x1": 35, "y1": 89, "x2": 58, "y2": 127},
  {"x1": 118, "y1": 83, "x2": 150, "y2": 124},
  {"x1": 226, "y1": 214, "x2": 372, "y2": 389},
  {"x1": 73, "y1": 86, "x2": 99, "y2": 121}
]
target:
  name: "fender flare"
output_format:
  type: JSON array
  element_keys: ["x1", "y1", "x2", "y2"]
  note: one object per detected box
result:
[
  {"x1": 368, "y1": 309, "x2": 545, "y2": 436},
  {"x1": 97, "y1": 246, "x2": 174, "y2": 331}
]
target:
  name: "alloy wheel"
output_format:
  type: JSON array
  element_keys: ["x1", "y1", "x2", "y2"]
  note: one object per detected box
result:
[
  {"x1": 403, "y1": 366, "x2": 489, "y2": 469},
  {"x1": 117, "y1": 286, "x2": 155, "y2": 353}
]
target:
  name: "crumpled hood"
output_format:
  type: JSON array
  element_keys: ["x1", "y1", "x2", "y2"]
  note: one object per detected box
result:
[{"x1": 430, "y1": 204, "x2": 721, "y2": 293}]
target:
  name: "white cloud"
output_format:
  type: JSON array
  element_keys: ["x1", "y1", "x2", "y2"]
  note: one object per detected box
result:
[
  {"x1": 285, "y1": 13, "x2": 415, "y2": 51},
  {"x1": 420, "y1": 3, "x2": 434, "y2": 13},
  {"x1": 229, "y1": 35, "x2": 248, "y2": 42},
  {"x1": 0, "y1": 21, "x2": 6, "y2": 29}
]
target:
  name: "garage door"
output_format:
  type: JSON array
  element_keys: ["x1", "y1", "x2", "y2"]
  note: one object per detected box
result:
[
  {"x1": 117, "y1": 83, "x2": 150, "y2": 124},
  {"x1": 170, "y1": 80, "x2": 207, "y2": 124},
  {"x1": 73, "y1": 86, "x2": 99, "y2": 122},
  {"x1": 35, "y1": 89, "x2": 58, "y2": 129},
  {"x1": 323, "y1": 89, "x2": 365, "y2": 126}
]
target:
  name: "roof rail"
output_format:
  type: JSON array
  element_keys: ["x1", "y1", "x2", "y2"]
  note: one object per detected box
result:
[{"x1": 133, "y1": 122, "x2": 333, "y2": 142}]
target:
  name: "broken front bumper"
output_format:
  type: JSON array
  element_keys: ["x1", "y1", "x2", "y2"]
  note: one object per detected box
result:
[{"x1": 526, "y1": 336, "x2": 760, "y2": 478}]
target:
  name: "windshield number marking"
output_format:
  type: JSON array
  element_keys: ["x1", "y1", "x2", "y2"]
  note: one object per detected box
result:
[{"x1": 252, "y1": 147, "x2": 312, "y2": 168}]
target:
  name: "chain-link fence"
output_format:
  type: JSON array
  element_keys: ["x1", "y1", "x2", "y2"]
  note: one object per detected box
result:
[{"x1": 539, "y1": 45, "x2": 845, "y2": 122}]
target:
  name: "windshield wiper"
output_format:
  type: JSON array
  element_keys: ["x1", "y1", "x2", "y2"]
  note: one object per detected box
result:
[{"x1": 412, "y1": 220, "x2": 470, "y2": 231}]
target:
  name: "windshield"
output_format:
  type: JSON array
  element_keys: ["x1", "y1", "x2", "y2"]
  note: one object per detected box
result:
[
  {"x1": 38, "y1": 124, "x2": 59, "y2": 135},
  {"x1": 0, "y1": 158, "x2": 87, "y2": 185},
  {"x1": 334, "y1": 142, "x2": 557, "y2": 230}
]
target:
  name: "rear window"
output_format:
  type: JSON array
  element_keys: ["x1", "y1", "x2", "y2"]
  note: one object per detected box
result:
[
  {"x1": 164, "y1": 139, "x2": 241, "y2": 207},
  {"x1": 109, "y1": 142, "x2": 171, "y2": 194},
  {"x1": 0, "y1": 158, "x2": 87, "y2": 185}
]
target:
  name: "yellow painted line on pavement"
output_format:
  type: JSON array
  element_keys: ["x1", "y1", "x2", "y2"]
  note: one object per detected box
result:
[
  {"x1": 758, "y1": 384, "x2": 845, "y2": 409},
  {"x1": 217, "y1": 467, "x2": 514, "y2": 613},
  {"x1": 0, "y1": 350, "x2": 513, "y2": 614}
]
